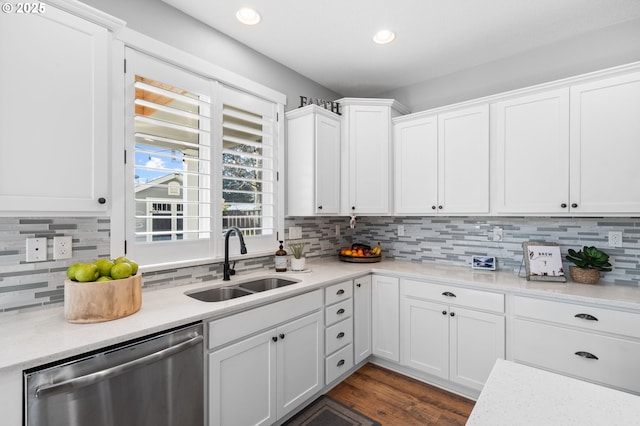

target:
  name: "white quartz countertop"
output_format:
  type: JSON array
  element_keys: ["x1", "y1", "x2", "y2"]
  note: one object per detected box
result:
[
  {"x1": 1, "y1": 258, "x2": 639, "y2": 373},
  {"x1": 466, "y1": 359, "x2": 640, "y2": 425}
]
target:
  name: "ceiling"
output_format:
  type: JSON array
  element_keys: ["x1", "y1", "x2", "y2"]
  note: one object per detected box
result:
[{"x1": 161, "y1": 0, "x2": 640, "y2": 97}]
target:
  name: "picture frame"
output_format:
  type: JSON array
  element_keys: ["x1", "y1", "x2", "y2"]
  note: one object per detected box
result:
[
  {"x1": 522, "y1": 241, "x2": 566, "y2": 282},
  {"x1": 472, "y1": 256, "x2": 496, "y2": 270}
]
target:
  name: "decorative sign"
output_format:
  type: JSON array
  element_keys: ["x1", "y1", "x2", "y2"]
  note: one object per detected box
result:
[
  {"x1": 522, "y1": 241, "x2": 566, "y2": 282},
  {"x1": 299, "y1": 96, "x2": 341, "y2": 115},
  {"x1": 472, "y1": 256, "x2": 496, "y2": 270}
]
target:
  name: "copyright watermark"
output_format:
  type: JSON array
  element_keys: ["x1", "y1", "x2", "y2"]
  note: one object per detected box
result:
[{"x1": 1, "y1": 2, "x2": 46, "y2": 13}]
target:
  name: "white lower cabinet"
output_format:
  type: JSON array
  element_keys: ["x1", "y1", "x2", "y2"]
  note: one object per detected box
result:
[
  {"x1": 353, "y1": 275, "x2": 373, "y2": 364},
  {"x1": 512, "y1": 295, "x2": 640, "y2": 394},
  {"x1": 400, "y1": 279, "x2": 505, "y2": 391},
  {"x1": 324, "y1": 281, "x2": 355, "y2": 384},
  {"x1": 372, "y1": 275, "x2": 400, "y2": 362},
  {"x1": 207, "y1": 291, "x2": 324, "y2": 426}
]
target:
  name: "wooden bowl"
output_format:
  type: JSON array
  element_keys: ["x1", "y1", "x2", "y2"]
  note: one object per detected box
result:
[{"x1": 64, "y1": 274, "x2": 142, "y2": 323}]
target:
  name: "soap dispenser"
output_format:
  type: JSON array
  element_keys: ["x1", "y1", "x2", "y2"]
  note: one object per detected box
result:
[{"x1": 275, "y1": 240, "x2": 287, "y2": 272}]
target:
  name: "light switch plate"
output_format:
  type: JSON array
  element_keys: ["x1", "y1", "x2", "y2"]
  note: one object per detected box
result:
[{"x1": 26, "y1": 238, "x2": 47, "y2": 262}]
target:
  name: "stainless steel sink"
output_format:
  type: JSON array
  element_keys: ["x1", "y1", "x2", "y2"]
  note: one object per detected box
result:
[
  {"x1": 185, "y1": 277, "x2": 300, "y2": 302},
  {"x1": 186, "y1": 287, "x2": 254, "y2": 302},
  {"x1": 238, "y1": 278, "x2": 298, "y2": 292}
]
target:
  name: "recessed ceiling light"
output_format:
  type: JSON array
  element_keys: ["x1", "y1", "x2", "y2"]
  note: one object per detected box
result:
[
  {"x1": 236, "y1": 7, "x2": 261, "y2": 25},
  {"x1": 373, "y1": 29, "x2": 395, "y2": 45}
]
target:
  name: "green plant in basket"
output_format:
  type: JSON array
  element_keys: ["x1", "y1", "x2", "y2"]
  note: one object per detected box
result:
[
  {"x1": 288, "y1": 242, "x2": 306, "y2": 259},
  {"x1": 565, "y1": 246, "x2": 612, "y2": 271}
]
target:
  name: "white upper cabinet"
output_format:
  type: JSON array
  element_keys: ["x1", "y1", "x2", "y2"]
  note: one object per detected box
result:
[
  {"x1": 341, "y1": 99, "x2": 409, "y2": 216},
  {"x1": 394, "y1": 105, "x2": 489, "y2": 215},
  {"x1": 286, "y1": 105, "x2": 341, "y2": 216},
  {"x1": 0, "y1": 5, "x2": 110, "y2": 213},
  {"x1": 494, "y1": 89, "x2": 570, "y2": 214},
  {"x1": 569, "y1": 72, "x2": 640, "y2": 214}
]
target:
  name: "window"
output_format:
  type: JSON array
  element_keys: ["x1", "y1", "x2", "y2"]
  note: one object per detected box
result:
[{"x1": 124, "y1": 49, "x2": 281, "y2": 267}]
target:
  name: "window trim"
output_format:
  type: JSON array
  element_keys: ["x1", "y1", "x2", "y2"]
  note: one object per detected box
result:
[{"x1": 111, "y1": 30, "x2": 285, "y2": 271}]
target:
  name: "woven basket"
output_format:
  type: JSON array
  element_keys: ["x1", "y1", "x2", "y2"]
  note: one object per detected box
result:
[{"x1": 569, "y1": 266, "x2": 601, "y2": 285}]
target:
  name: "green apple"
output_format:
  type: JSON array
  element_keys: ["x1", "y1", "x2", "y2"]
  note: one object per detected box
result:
[
  {"x1": 113, "y1": 256, "x2": 129, "y2": 264},
  {"x1": 96, "y1": 276, "x2": 113, "y2": 282},
  {"x1": 94, "y1": 259, "x2": 114, "y2": 277},
  {"x1": 111, "y1": 262, "x2": 132, "y2": 280},
  {"x1": 66, "y1": 263, "x2": 82, "y2": 281},
  {"x1": 74, "y1": 263, "x2": 99, "y2": 282},
  {"x1": 126, "y1": 260, "x2": 139, "y2": 275}
]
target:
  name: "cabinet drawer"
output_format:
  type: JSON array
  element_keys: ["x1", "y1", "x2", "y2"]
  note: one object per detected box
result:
[
  {"x1": 326, "y1": 344, "x2": 354, "y2": 384},
  {"x1": 208, "y1": 289, "x2": 322, "y2": 349},
  {"x1": 513, "y1": 319, "x2": 640, "y2": 394},
  {"x1": 325, "y1": 280, "x2": 353, "y2": 306},
  {"x1": 514, "y1": 296, "x2": 640, "y2": 339},
  {"x1": 325, "y1": 318, "x2": 353, "y2": 355},
  {"x1": 325, "y1": 299, "x2": 352, "y2": 326},
  {"x1": 401, "y1": 279, "x2": 504, "y2": 313}
]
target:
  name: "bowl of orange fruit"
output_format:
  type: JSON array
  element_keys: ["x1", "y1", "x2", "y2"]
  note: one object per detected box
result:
[{"x1": 339, "y1": 242, "x2": 382, "y2": 263}]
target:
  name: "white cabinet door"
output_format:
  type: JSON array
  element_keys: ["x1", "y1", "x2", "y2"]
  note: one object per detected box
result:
[
  {"x1": 570, "y1": 71, "x2": 640, "y2": 214},
  {"x1": 0, "y1": 5, "x2": 109, "y2": 213},
  {"x1": 315, "y1": 113, "x2": 341, "y2": 214},
  {"x1": 345, "y1": 104, "x2": 392, "y2": 215},
  {"x1": 401, "y1": 297, "x2": 449, "y2": 379},
  {"x1": 438, "y1": 105, "x2": 490, "y2": 214},
  {"x1": 372, "y1": 275, "x2": 400, "y2": 362},
  {"x1": 394, "y1": 116, "x2": 438, "y2": 214},
  {"x1": 277, "y1": 311, "x2": 324, "y2": 418},
  {"x1": 449, "y1": 307, "x2": 505, "y2": 391},
  {"x1": 209, "y1": 330, "x2": 277, "y2": 426},
  {"x1": 354, "y1": 275, "x2": 372, "y2": 364},
  {"x1": 286, "y1": 105, "x2": 340, "y2": 216},
  {"x1": 494, "y1": 89, "x2": 570, "y2": 214}
]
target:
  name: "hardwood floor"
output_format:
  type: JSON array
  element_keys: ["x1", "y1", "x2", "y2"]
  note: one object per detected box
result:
[{"x1": 327, "y1": 363, "x2": 475, "y2": 426}]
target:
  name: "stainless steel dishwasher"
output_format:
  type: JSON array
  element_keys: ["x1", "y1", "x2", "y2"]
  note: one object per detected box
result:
[{"x1": 24, "y1": 322, "x2": 204, "y2": 426}]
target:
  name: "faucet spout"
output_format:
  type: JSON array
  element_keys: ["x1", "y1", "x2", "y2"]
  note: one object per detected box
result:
[{"x1": 223, "y1": 227, "x2": 247, "y2": 281}]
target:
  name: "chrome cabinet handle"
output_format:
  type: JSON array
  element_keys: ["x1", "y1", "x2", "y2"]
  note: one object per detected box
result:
[
  {"x1": 337, "y1": 332, "x2": 345, "y2": 338},
  {"x1": 575, "y1": 351, "x2": 598, "y2": 360},
  {"x1": 574, "y1": 313, "x2": 598, "y2": 321},
  {"x1": 337, "y1": 308, "x2": 345, "y2": 315},
  {"x1": 442, "y1": 291, "x2": 456, "y2": 298},
  {"x1": 35, "y1": 334, "x2": 203, "y2": 398},
  {"x1": 337, "y1": 359, "x2": 345, "y2": 367}
]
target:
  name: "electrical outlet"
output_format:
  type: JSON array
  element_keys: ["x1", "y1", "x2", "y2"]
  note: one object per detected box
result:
[
  {"x1": 54, "y1": 236, "x2": 73, "y2": 260},
  {"x1": 289, "y1": 226, "x2": 302, "y2": 240},
  {"x1": 398, "y1": 225, "x2": 405, "y2": 237},
  {"x1": 26, "y1": 238, "x2": 47, "y2": 262},
  {"x1": 492, "y1": 227, "x2": 503, "y2": 242},
  {"x1": 335, "y1": 224, "x2": 340, "y2": 237},
  {"x1": 608, "y1": 231, "x2": 623, "y2": 248}
]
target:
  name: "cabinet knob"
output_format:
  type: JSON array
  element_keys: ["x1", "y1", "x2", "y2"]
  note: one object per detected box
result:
[
  {"x1": 438, "y1": 205, "x2": 443, "y2": 210},
  {"x1": 337, "y1": 332, "x2": 345, "y2": 339},
  {"x1": 337, "y1": 308, "x2": 345, "y2": 315},
  {"x1": 574, "y1": 313, "x2": 598, "y2": 321},
  {"x1": 98, "y1": 197, "x2": 106, "y2": 204},
  {"x1": 442, "y1": 310, "x2": 447, "y2": 315},
  {"x1": 337, "y1": 289, "x2": 345, "y2": 295},
  {"x1": 450, "y1": 312, "x2": 455, "y2": 317},
  {"x1": 571, "y1": 203, "x2": 578, "y2": 208},
  {"x1": 442, "y1": 291, "x2": 456, "y2": 298},
  {"x1": 575, "y1": 351, "x2": 598, "y2": 360},
  {"x1": 561, "y1": 203, "x2": 567, "y2": 208},
  {"x1": 356, "y1": 283, "x2": 361, "y2": 288},
  {"x1": 279, "y1": 333, "x2": 285, "y2": 339},
  {"x1": 432, "y1": 205, "x2": 436, "y2": 210},
  {"x1": 337, "y1": 359, "x2": 345, "y2": 367},
  {"x1": 351, "y1": 206, "x2": 356, "y2": 210},
  {"x1": 318, "y1": 205, "x2": 323, "y2": 210},
  {"x1": 272, "y1": 336, "x2": 278, "y2": 342}
]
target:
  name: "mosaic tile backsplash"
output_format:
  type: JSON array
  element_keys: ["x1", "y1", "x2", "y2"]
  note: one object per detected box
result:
[{"x1": 0, "y1": 216, "x2": 638, "y2": 312}]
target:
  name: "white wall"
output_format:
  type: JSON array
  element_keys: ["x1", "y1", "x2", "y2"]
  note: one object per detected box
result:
[
  {"x1": 81, "y1": 0, "x2": 342, "y2": 110},
  {"x1": 378, "y1": 18, "x2": 640, "y2": 112}
]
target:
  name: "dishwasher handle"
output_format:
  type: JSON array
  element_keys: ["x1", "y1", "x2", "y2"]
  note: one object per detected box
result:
[{"x1": 35, "y1": 333, "x2": 203, "y2": 399}]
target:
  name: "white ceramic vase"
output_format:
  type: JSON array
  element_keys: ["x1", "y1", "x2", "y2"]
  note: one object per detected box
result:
[{"x1": 291, "y1": 257, "x2": 306, "y2": 271}]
